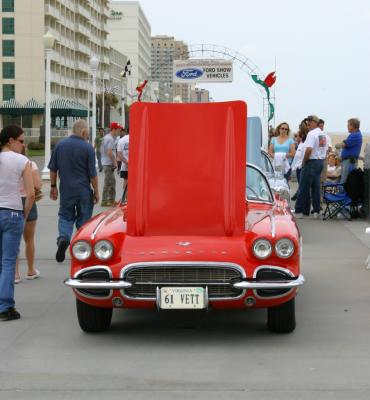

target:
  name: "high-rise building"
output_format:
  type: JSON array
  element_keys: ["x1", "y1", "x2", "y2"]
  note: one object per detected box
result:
[
  {"x1": 190, "y1": 88, "x2": 210, "y2": 103},
  {"x1": 107, "y1": 1, "x2": 152, "y2": 102},
  {"x1": 151, "y1": 35, "x2": 190, "y2": 103},
  {"x1": 0, "y1": 0, "x2": 111, "y2": 130}
]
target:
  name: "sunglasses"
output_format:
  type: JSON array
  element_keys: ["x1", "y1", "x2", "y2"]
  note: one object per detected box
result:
[
  {"x1": 16, "y1": 139, "x2": 25, "y2": 144},
  {"x1": 280, "y1": 127, "x2": 289, "y2": 131}
]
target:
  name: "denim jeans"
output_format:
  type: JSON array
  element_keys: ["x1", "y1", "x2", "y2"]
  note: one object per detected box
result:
[
  {"x1": 295, "y1": 159, "x2": 324, "y2": 215},
  {"x1": 0, "y1": 209, "x2": 24, "y2": 312},
  {"x1": 96, "y1": 151, "x2": 102, "y2": 171},
  {"x1": 340, "y1": 159, "x2": 357, "y2": 184},
  {"x1": 58, "y1": 194, "x2": 94, "y2": 244}
]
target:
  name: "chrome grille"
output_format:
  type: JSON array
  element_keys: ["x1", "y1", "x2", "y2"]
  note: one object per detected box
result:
[{"x1": 123, "y1": 265, "x2": 243, "y2": 299}]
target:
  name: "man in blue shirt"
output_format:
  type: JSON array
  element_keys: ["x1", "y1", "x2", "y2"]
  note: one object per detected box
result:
[
  {"x1": 337, "y1": 118, "x2": 362, "y2": 183},
  {"x1": 48, "y1": 119, "x2": 99, "y2": 262}
]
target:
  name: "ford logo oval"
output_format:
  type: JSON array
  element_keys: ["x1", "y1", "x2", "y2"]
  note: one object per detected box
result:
[{"x1": 175, "y1": 68, "x2": 203, "y2": 80}]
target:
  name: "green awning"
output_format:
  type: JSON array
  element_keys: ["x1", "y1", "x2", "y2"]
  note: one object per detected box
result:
[
  {"x1": 51, "y1": 97, "x2": 88, "y2": 117},
  {"x1": 22, "y1": 97, "x2": 44, "y2": 115},
  {"x1": 0, "y1": 98, "x2": 23, "y2": 115}
]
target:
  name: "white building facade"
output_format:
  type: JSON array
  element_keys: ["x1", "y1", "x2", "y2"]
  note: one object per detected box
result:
[
  {"x1": 0, "y1": 0, "x2": 111, "y2": 131},
  {"x1": 107, "y1": 1, "x2": 153, "y2": 102}
]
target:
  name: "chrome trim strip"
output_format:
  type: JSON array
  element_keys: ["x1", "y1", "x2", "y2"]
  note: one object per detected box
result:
[
  {"x1": 71, "y1": 266, "x2": 114, "y2": 300},
  {"x1": 233, "y1": 274, "x2": 305, "y2": 290},
  {"x1": 129, "y1": 281, "x2": 235, "y2": 286},
  {"x1": 90, "y1": 209, "x2": 120, "y2": 240},
  {"x1": 270, "y1": 214, "x2": 276, "y2": 238},
  {"x1": 65, "y1": 279, "x2": 132, "y2": 289},
  {"x1": 120, "y1": 261, "x2": 246, "y2": 301},
  {"x1": 120, "y1": 261, "x2": 246, "y2": 278},
  {"x1": 252, "y1": 265, "x2": 298, "y2": 300}
]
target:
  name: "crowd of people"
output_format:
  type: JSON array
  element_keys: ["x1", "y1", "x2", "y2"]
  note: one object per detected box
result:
[
  {"x1": 0, "y1": 119, "x2": 130, "y2": 321},
  {"x1": 268, "y1": 116, "x2": 363, "y2": 219}
]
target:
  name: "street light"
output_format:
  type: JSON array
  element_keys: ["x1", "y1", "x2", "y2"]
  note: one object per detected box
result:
[
  {"x1": 41, "y1": 31, "x2": 55, "y2": 180},
  {"x1": 89, "y1": 56, "x2": 99, "y2": 146},
  {"x1": 119, "y1": 70, "x2": 126, "y2": 128}
]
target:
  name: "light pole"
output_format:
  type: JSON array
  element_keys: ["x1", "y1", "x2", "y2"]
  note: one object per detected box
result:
[
  {"x1": 41, "y1": 31, "x2": 55, "y2": 180},
  {"x1": 89, "y1": 56, "x2": 99, "y2": 145},
  {"x1": 119, "y1": 71, "x2": 126, "y2": 128}
]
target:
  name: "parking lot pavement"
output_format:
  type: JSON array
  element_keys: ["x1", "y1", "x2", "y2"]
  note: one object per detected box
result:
[{"x1": 2, "y1": 163, "x2": 370, "y2": 399}]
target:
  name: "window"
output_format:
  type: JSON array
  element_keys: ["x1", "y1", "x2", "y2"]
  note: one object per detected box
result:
[
  {"x1": 2, "y1": 0, "x2": 14, "y2": 12},
  {"x1": 3, "y1": 84, "x2": 15, "y2": 100},
  {"x1": 246, "y1": 165, "x2": 273, "y2": 202},
  {"x1": 2, "y1": 39, "x2": 14, "y2": 56},
  {"x1": 2, "y1": 17, "x2": 14, "y2": 34},
  {"x1": 3, "y1": 62, "x2": 14, "y2": 78}
]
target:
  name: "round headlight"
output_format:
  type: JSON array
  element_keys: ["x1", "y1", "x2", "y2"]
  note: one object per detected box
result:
[
  {"x1": 72, "y1": 241, "x2": 92, "y2": 261},
  {"x1": 94, "y1": 240, "x2": 113, "y2": 260},
  {"x1": 275, "y1": 239, "x2": 295, "y2": 258},
  {"x1": 253, "y1": 239, "x2": 272, "y2": 259}
]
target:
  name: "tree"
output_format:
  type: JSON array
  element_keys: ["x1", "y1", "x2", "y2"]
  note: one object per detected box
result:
[{"x1": 96, "y1": 93, "x2": 119, "y2": 127}]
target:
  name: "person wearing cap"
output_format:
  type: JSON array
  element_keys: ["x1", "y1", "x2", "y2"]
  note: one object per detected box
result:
[
  {"x1": 336, "y1": 118, "x2": 362, "y2": 184},
  {"x1": 101, "y1": 122, "x2": 120, "y2": 207},
  {"x1": 294, "y1": 115, "x2": 326, "y2": 219}
]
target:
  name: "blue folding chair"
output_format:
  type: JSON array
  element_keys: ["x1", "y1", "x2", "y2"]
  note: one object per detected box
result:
[{"x1": 322, "y1": 182, "x2": 353, "y2": 220}]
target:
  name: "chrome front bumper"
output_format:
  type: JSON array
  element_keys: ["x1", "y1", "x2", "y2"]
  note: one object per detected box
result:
[{"x1": 64, "y1": 274, "x2": 304, "y2": 291}]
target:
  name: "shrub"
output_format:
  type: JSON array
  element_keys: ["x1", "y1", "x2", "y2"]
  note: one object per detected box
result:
[{"x1": 27, "y1": 142, "x2": 45, "y2": 150}]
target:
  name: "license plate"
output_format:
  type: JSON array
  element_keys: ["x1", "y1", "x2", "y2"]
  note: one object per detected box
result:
[{"x1": 159, "y1": 287, "x2": 206, "y2": 309}]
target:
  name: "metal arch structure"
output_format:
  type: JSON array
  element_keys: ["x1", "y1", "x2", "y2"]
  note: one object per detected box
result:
[{"x1": 148, "y1": 43, "x2": 275, "y2": 131}]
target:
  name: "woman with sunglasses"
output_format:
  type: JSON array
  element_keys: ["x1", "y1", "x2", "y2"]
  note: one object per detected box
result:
[
  {"x1": 268, "y1": 122, "x2": 296, "y2": 180},
  {"x1": 0, "y1": 126, "x2": 35, "y2": 321}
]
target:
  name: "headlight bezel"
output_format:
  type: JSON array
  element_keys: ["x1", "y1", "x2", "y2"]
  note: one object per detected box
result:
[
  {"x1": 94, "y1": 240, "x2": 114, "y2": 261},
  {"x1": 275, "y1": 238, "x2": 295, "y2": 258},
  {"x1": 252, "y1": 239, "x2": 273, "y2": 259},
  {"x1": 72, "y1": 240, "x2": 92, "y2": 261}
]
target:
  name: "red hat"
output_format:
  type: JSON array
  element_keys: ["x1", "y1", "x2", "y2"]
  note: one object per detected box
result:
[{"x1": 110, "y1": 122, "x2": 120, "y2": 130}]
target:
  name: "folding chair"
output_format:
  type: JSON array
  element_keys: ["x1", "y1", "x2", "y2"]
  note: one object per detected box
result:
[
  {"x1": 322, "y1": 183, "x2": 353, "y2": 220},
  {"x1": 322, "y1": 168, "x2": 364, "y2": 221}
]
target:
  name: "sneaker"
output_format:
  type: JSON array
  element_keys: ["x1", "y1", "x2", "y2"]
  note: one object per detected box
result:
[
  {"x1": 0, "y1": 307, "x2": 21, "y2": 321},
  {"x1": 56, "y1": 239, "x2": 69, "y2": 263},
  {"x1": 312, "y1": 212, "x2": 320, "y2": 219}
]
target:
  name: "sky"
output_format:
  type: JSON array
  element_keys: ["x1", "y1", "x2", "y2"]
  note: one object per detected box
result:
[{"x1": 114, "y1": 0, "x2": 370, "y2": 133}]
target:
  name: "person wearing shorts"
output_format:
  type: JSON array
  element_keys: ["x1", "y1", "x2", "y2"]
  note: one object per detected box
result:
[
  {"x1": 15, "y1": 159, "x2": 42, "y2": 283},
  {"x1": 117, "y1": 131, "x2": 129, "y2": 192}
]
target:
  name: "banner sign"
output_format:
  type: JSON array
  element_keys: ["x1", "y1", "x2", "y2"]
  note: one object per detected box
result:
[{"x1": 173, "y1": 59, "x2": 233, "y2": 83}]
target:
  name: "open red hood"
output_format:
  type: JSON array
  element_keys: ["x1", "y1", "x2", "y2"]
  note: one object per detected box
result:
[{"x1": 127, "y1": 101, "x2": 247, "y2": 237}]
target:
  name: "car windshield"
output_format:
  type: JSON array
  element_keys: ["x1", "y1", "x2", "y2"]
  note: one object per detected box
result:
[
  {"x1": 246, "y1": 165, "x2": 273, "y2": 202},
  {"x1": 260, "y1": 151, "x2": 274, "y2": 176}
]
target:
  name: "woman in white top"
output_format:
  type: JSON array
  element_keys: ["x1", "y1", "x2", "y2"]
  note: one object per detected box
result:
[
  {"x1": 15, "y1": 151, "x2": 42, "y2": 283},
  {"x1": 0, "y1": 126, "x2": 35, "y2": 321}
]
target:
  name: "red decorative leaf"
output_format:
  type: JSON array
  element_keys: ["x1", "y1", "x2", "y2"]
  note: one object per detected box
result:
[{"x1": 263, "y1": 72, "x2": 276, "y2": 88}]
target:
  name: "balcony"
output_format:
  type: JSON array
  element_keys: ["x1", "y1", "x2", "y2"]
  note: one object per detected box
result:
[
  {"x1": 76, "y1": 4, "x2": 90, "y2": 20},
  {"x1": 75, "y1": 22, "x2": 90, "y2": 38},
  {"x1": 44, "y1": 4, "x2": 61, "y2": 20},
  {"x1": 75, "y1": 60, "x2": 89, "y2": 73},
  {"x1": 75, "y1": 42, "x2": 90, "y2": 55},
  {"x1": 75, "y1": 79, "x2": 89, "y2": 91}
]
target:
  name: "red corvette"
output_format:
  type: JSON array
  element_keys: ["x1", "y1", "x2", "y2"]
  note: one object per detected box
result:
[{"x1": 65, "y1": 101, "x2": 304, "y2": 333}]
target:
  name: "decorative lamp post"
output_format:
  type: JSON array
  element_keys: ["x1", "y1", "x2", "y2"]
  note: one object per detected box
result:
[
  {"x1": 41, "y1": 31, "x2": 55, "y2": 180},
  {"x1": 119, "y1": 70, "x2": 126, "y2": 128},
  {"x1": 89, "y1": 56, "x2": 99, "y2": 145}
]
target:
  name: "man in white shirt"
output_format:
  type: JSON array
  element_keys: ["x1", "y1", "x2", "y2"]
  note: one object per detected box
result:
[
  {"x1": 117, "y1": 130, "x2": 129, "y2": 192},
  {"x1": 294, "y1": 115, "x2": 325, "y2": 219}
]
